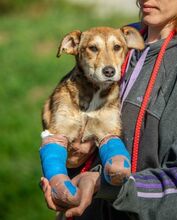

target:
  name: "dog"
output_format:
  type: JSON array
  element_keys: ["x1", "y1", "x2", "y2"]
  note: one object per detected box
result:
[{"x1": 41, "y1": 26, "x2": 144, "y2": 207}]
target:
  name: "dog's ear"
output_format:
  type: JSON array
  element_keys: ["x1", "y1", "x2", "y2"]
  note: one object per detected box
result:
[
  {"x1": 57, "y1": 30, "x2": 82, "y2": 57},
  {"x1": 121, "y1": 26, "x2": 145, "y2": 50}
]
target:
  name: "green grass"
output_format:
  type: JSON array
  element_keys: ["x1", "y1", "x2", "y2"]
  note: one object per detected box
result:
[{"x1": 0, "y1": 1, "x2": 137, "y2": 219}]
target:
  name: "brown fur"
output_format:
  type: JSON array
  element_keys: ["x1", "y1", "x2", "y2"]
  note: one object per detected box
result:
[{"x1": 42, "y1": 26, "x2": 144, "y2": 168}]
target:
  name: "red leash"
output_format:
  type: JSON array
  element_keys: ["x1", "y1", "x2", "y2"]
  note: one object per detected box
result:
[
  {"x1": 67, "y1": 153, "x2": 96, "y2": 220},
  {"x1": 131, "y1": 30, "x2": 176, "y2": 173},
  {"x1": 121, "y1": 50, "x2": 131, "y2": 78},
  {"x1": 121, "y1": 30, "x2": 176, "y2": 173}
]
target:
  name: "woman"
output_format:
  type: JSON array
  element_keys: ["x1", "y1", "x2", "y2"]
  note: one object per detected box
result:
[{"x1": 41, "y1": 0, "x2": 177, "y2": 219}]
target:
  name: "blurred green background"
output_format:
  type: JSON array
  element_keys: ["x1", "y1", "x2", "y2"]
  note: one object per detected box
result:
[{"x1": 0, "y1": 0, "x2": 137, "y2": 219}]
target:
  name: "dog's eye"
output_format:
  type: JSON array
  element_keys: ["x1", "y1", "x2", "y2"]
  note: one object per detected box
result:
[
  {"x1": 113, "y1": 44, "x2": 121, "y2": 51},
  {"x1": 89, "y1": 46, "x2": 98, "y2": 52}
]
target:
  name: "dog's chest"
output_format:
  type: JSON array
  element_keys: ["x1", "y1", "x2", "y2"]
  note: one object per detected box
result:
[{"x1": 80, "y1": 89, "x2": 105, "y2": 113}]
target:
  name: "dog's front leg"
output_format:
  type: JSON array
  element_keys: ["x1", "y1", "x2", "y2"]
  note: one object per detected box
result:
[
  {"x1": 40, "y1": 132, "x2": 81, "y2": 208},
  {"x1": 83, "y1": 109, "x2": 131, "y2": 186}
]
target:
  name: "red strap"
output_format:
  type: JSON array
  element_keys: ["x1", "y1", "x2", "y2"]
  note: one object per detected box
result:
[
  {"x1": 121, "y1": 50, "x2": 131, "y2": 78},
  {"x1": 80, "y1": 153, "x2": 96, "y2": 173},
  {"x1": 131, "y1": 30, "x2": 176, "y2": 173}
]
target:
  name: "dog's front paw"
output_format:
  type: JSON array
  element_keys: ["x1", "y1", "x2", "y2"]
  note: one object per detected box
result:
[
  {"x1": 50, "y1": 174, "x2": 81, "y2": 208},
  {"x1": 103, "y1": 155, "x2": 131, "y2": 185}
]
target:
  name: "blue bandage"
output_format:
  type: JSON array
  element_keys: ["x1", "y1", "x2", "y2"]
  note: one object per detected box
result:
[
  {"x1": 51, "y1": 180, "x2": 77, "y2": 197},
  {"x1": 99, "y1": 138, "x2": 130, "y2": 184},
  {"x1": 64, "y1": 180, "x2": 77, "y2": 196},
  {"x1": 40, "y1": 143, "x2": 68, "y2": 180},
  {"x1": 99, "y1": 138, "x2": 130, "y2": 166}
]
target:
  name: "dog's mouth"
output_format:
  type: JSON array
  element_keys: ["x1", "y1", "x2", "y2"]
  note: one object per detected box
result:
[
  {"x1": 102, "y1": 77, "x2": 120, "y2": 84},
  {"x1": 96, "y1": 72, "x2": 118, "y2": 81},
  {"x1": 105, "y1": 79, "x2": 115, "y2": 82},
  {"x1": 90, "y1": 76, "x2": 119, "y2": 85}
]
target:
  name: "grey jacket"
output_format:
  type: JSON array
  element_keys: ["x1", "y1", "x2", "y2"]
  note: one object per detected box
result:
[{"x1": 94, "y1": 34, "x2": 177, "y2": 220}]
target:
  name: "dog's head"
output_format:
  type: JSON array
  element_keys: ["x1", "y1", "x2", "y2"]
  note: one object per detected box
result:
[{"x1": 57, "y1": 26, "x2": 144, "y2": 85}]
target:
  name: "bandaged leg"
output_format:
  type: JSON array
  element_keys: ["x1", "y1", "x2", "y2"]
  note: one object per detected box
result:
[
  {"x1": 99, "y1": 137, "x2": 131, "y2": 185},
  {"x1": 40, "y1": 131, "x2": 80, "y2": 207}
]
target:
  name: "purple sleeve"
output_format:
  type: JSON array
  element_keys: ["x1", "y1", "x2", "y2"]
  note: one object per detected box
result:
[
  {"x1": 132, "y1": 167, "x2": 177, "y2": 199},
  {"x1": 111, "y1": 166, "x2": 177, "y2": 219}
]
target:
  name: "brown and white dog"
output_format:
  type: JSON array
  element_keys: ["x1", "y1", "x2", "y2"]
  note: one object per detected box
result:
[{"x1": 41, "y1": 26, "x2": 144, "y2": 207}]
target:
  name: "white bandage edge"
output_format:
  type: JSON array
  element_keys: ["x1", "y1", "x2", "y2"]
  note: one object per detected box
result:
[{"x1": 41, "y1": 130, "x2": 54, "y2": 139}]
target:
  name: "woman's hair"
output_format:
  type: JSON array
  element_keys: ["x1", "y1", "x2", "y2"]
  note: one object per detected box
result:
[
  {"x1": 136, "y1": 0, "x2": 140, "y2": 8},
  {"x1": 136, "y1": 0, "x2": 146, "y2": 29},
  {"x1": 136, "y1": 0, "x2": 177, "y2": 30}
]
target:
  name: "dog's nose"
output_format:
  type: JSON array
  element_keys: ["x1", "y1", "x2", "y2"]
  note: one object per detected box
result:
[{"x1": 102, "y1": 66, "x2": 115, "y2": 77}]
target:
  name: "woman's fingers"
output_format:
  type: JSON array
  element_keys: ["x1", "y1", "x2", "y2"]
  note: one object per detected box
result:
[
  {"x1": 67, "y1": 172, "x2": 101, "y2": 217},
  {"x1": 72, "y1": 173, "x2": 84, "y2": 185},
  {"x1": 41, "y1": 177, "x2": 57, "y2": 210},
  {"x1": 40, "y1": 177, "x2": 64, "y2": 212},
  {"x1": 65, "y1": 178, "x2": 94, "y2": 217}
]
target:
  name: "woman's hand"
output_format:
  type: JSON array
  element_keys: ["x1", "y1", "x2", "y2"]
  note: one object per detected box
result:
[
  {"x1": 40, "y1": 177, "x2": 65, "y2": 211},
  {"x1": 40, "y1": 171, "x2": 100, "y2": 215},
  {"x1": 65, "y1": 171, "x2": 101, "y2": 218}
]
